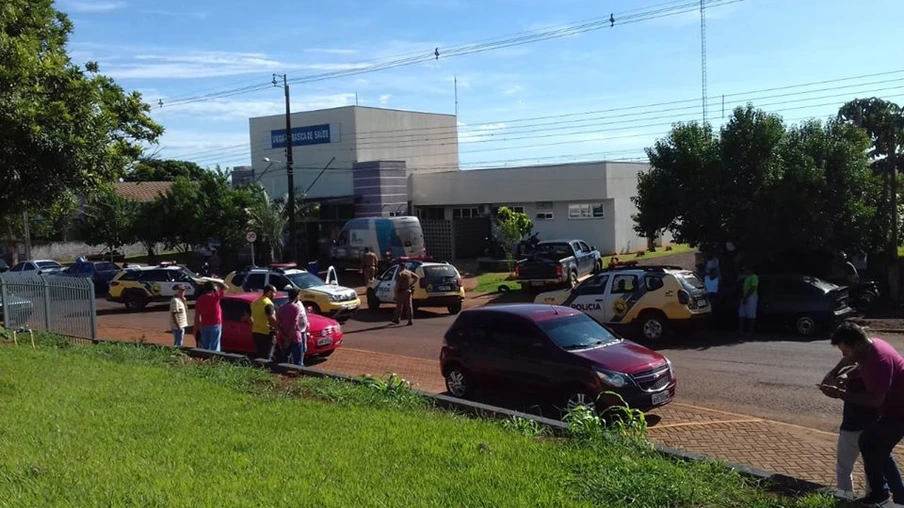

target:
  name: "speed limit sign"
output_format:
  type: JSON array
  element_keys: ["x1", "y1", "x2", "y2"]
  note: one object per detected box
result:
[{"x1": 245, "y1": 231, "x2": 257, "y2": 243}]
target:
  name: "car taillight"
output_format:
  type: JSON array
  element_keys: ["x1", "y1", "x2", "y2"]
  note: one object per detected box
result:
[
  {"x1": 514, "y1": 265, "x2": 520, "y2": 277},
  {"x1": 455, "y1": 278, "x2": 462, "y2": 288},
  {"x1": 109, "y1": 281, "x2": 119, "y2": 286},
  {"x1": 556, "y1": 264, "x2": 563, "y2": 277},
  {"x1": 677, "y1": 289, "x2": 690, "y2": 305}
]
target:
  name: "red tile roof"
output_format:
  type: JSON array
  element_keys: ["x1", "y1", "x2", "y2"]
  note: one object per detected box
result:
[{"x1": 112, "y1": 182, "x2": 173, "y2": 202}]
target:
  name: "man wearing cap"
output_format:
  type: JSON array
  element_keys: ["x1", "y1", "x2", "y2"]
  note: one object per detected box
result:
[
  {"x1": 169, "y1": 284, "x2": 188, "y2": 347},
  {"x1": 251, "y1": 285, "x2": 279, "y2": 360},
  {"x1": 392, "y1": 266, "x2": 419, "y2": 326}
]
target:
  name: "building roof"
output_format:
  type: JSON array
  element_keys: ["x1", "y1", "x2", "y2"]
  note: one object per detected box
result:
[
  {"x1": 113, "y1": 182, "x2": 173, "y2": 202},
  {"x1": 249, "y1": 104, "x2": 456, "y2": 121}
]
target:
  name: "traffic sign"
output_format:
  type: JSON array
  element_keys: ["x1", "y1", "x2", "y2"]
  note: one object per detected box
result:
[{"x1": 245, "y1": 231, "x2": 257, "y2": 243}]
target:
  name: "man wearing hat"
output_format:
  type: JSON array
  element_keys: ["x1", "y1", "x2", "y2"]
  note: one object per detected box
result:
[{"x1": 169, "y1": 284, "x2": 189, "y2": 347}]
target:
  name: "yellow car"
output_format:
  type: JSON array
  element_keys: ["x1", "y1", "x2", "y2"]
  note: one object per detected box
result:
[
  {"x1": 535, "y1": 265, "x2": 711, "y2": 341},
  {"x1": 107, "y1": 264, "x2": 220, "y2": 311},
  {"x1": 223, "y1": 264, "x2": 360, "y2": 321},
  {"x1": 366, "y1": 261, "x2": 465, "y2": 314}
]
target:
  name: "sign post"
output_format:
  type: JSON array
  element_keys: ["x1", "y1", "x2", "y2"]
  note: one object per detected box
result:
[{"x1": 245, "y1": 231, "x2": 258, "y2": 267}]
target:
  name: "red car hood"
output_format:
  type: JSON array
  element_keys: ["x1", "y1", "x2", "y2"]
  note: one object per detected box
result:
[
  {"x1": 308, "y1": 313, "x2": 338, "y2": 329},
  {"x1": 569, "y1": 340, "x2": 667, "y2": 374}
]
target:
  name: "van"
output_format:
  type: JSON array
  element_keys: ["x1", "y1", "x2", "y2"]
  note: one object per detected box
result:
[{"x1": 330, "y1": 216, "x2": 427, "y2": 271}]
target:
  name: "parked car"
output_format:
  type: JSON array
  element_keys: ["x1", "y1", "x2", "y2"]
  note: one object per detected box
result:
[
  {"x1": 367, "y1": 260, "x2": 465, "y2": 315},
  {"x1": 515, "y1": 240, "x2": 602, "y2": 290},
  {"x1": 0, "y1": 259, "x2": 9, "y2": 273},
  {"x1": 223, "y1": 263, "x2": 360, "y2": 321},
  {"x1": 717, "y1": 274, "x2": 855, "y2": 337},
  {"x1": 218, "y1": 292, "x2": 343, "y2": 359},
  {"x1": 0, "y1": 292, "x2": 35, "y2": 324},
  {"x1": 534, "y1": 265, "x2": 711, "y2": 341},
  {"x1": 59, "y1": 259, "x2": 121, "y2": 294},
  {"x1": 9, "y1": 259, "x2": 63, "y2": 275},
  {"x1": 439, "y1": 304, "x2": 676, "y2": 413},
  {"x1": 107, "y1": 265, "x2": 221, "y2": 310}
]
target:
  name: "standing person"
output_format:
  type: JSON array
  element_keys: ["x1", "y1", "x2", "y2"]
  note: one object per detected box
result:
[
  {"x1": 392, "y1": 266, "x2": 419, "y2": 326},
  {"x1": 737, "y1": 267, "x2": 759, "y2": 335},
  {"x1": 705, "y1": 254, "x2": 721, "y2": 279},
  {"x1": 251, "y1": 285, "x2": 279, "y2": 360},
  {"x1": 169, "y1": 284, "x2": 189, "y2": 347},
  {"x1": 277, "y1": 288, "x2": 309, "y2": 366},
  {"x1": 194, "y1": 281, "x2": 225, "y2": 351},
  {"x1": 820, "y1": 323, "x2": 904, "y2": 506},
  {"x1": 830, "y1": 364, "x2": 883, "y2": 499},
  {"x1": 704, "y1": 268, "x2": 720, "y2": 296},
  {"x1": 361, "y1": 247, "x2": 379, "y2": 284}
]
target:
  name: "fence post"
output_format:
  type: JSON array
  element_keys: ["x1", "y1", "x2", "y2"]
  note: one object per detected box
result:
[
  {"x1": 88, "y1": 278, "x2": 97, "y2": 340},
  {"x1": 41, "y1": 275, "x2": 51, "y2": 331},
  {"x1": 0, "y1": 275, "x2": 7, "y2": 330}
]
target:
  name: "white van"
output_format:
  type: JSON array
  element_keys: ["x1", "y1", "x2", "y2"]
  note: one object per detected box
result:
[{"x1": 329, "y1": 216, "x2": 427, "y2": 271}]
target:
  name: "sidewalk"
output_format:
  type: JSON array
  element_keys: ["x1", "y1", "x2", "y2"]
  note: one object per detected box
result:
[{"x1": 322, "y1": 347, "x2": 903, "y2": 491}]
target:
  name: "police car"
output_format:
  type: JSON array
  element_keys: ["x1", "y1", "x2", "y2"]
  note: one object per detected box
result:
[
  {"x1": 366, "y1": 260, "x2": 465, "y2": 315},
  {"x1": 223, "y1": 263, "x2": 360, "y2": 321},
  {"x1": 107, "y1": 263, "x2": 221, "y2": 311},
  {"x1": 534, "y1": 265, "x2": 711, "y2": 341}
]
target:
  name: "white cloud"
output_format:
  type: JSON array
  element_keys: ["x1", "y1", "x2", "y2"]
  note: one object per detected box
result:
[
  {"x1": 64, "y1": 1, "x2": 126, "y2": 13},
  {"x1": 503, "y1": 85, "x2": 525, "y2": 96},
  {"x1": 154, "y1": 93, "x2": 357, "y2": 122},
  {"x1": 378, "y1": 94, "x2": 392, "y2": 105},
  {"x1": 103, "y1": 51, "x2": 371, "y2": 79},
  {"x1": 305, "y1": 48, "x2": 359, "y2": 56},
  {"x1": 140, "y1": 9, "x2": 208, "y2": 20}
]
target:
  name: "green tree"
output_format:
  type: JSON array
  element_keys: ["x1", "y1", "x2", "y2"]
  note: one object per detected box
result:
[
  {"x1": 494, "y1": 206, "x2": 533, "y2": 269},
  {"x1": 0, "y1": 0, "x2": 162, "y2": 219},
  {"x1": 75, "y1": 188, "x2": 137, "y2": 253},
  {"x1": 124, "y1": 159, "x2": 207, "y2": 182},
  {"x1": 633, "y1": 105, "x2": 880, "y2": 274},
  {"x1": 130, "y1": 200, "x2": 166, "y2": 261}
]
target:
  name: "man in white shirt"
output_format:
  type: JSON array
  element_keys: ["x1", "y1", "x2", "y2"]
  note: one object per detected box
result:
[
  {"x1": 169, "y1": 284, "x2": 189, "y2": 347},
  {"x1": 704, "y1": 268, "x2": 720, "y2": 295}
]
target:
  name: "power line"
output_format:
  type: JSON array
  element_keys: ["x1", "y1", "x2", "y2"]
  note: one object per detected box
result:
[{"x1": 154, "y1": 0, "x2": 744, "y2": 108}]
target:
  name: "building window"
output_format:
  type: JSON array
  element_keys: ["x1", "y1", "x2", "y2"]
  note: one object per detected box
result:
[
  {"x1": 568, "y1": 203, "x2": 604, "y2": 220},
  {"x1": 418, "y1": 207, "x2": 445, "y2": 220},
  {"x1": 535, "y1": 212, "x2": 554, "y2": 220},
  {"x1": 452, "y1": 207, "x2": 479, "y2": 219}
]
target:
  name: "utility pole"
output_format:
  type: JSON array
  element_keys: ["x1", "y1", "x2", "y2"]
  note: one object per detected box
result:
[{"x1": 273, "y1": 73, "x2": 297, "y2": 263}]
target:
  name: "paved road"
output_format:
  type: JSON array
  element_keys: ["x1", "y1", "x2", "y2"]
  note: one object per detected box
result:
[{"x1": 95, "y1": 287, "x2": 903, "y2": 433}]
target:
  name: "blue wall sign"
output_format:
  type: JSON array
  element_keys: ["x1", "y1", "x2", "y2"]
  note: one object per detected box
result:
[{"x1": 271, "y1": 124, "x2": 332, "y2": 148}]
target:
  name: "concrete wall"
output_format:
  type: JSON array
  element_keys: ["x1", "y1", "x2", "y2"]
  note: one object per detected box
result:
[
  {"x1": 353, "y1": 161, "x2": 409, "y2": 217},
  {"x1": 248, "y1": 106, "x2": 459, "y2": 200}
]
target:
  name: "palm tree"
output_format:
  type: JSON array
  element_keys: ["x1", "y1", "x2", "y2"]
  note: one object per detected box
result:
[{"x1": 244, "y1": 189, "x2": 321, "y2": 264}]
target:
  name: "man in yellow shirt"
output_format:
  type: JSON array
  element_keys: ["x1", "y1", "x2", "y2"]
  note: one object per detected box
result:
[{"x1": 251, "y1": 285, "x2": 279, "y2": 360}]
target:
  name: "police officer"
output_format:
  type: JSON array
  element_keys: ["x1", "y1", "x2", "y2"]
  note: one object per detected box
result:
[
  {"x1": 361, "y1": 247, "x2": 379, "y2": 284},
  {"x1": 392, "y1": 265, "x2": 419, "y2": 326}
]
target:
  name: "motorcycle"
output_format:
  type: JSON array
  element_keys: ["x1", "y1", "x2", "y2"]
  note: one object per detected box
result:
[{"x1": 849, "y1": 280, "x2": 880, "y2": 312}]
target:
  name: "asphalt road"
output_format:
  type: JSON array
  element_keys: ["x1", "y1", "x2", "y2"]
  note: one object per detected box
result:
[{"x1": 95, "y1": 294, "x2": 903, "y2": 433}]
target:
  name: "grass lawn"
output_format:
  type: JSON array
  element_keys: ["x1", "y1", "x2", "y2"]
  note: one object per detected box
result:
[
  {"x1": 473, "y1": 245, "x2": 695, "y2": 294},
  {"x1": 0, "y1": 340, "x2": 830, "y2": 508}
]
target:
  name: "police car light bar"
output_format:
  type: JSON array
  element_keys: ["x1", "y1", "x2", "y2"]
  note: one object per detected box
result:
[{"x1": 271, "y1": 262, "x2": 297, "y2": 270}]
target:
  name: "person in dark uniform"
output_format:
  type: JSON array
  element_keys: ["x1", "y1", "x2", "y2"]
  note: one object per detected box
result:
[{"x1": 392, "y1": 266, "x2": 419, "y2": 326}]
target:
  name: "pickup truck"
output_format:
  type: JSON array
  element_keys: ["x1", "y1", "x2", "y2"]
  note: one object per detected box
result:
[{"x1": 514, "y1": 239, "x2": 602, "y2": 290}]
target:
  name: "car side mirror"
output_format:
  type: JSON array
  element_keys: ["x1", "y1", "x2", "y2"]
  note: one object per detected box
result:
[{"x1": 284, "y1": 285, "x2": 293, "y2": 291}]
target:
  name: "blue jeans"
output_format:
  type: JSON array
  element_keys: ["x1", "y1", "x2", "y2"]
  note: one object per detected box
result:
[
  {"x1": 859, "y1": 417, "x2": 904, "y2": 499},
  {"x1": 171, "y1": 327, "x2": 185, "y2": 347},
  {"x1": 287, "y1": 342, "x2": 306, "y2": 366},
  {"x1": 200, "y1": 325, "x2": 222, "y2": 352}
]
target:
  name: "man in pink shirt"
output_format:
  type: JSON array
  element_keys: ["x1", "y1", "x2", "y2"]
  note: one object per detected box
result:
[
  {"x1": 276, "y1": 288, "x2": 309, "y2": 366},
  {"x1": 193, "y1": 281, "x2": 225, "y2": 351},
  {"x1": 821, "y1": 322, "x2": 904, "y2": 506}
]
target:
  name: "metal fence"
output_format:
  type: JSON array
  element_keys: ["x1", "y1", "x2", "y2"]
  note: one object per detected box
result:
[{"x1": 0, "y1": 274, "x2": 97, "y2": 340}]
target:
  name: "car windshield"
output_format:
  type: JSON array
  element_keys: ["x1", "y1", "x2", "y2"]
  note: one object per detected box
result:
[
  {"x1": 179, "y1": 266, "x2": 198, "y2": 278},
  {"x1": 37, "y1": 261, "x2": 60, "y2": 269},
  {"x1": 678, "y1": 272, "x2": 705, "y2": 290},
  {"x1": 423, "y1": 265, "x2": 457, "y2": 278},
  {"x1": 287, "y1": 272, "x2": 325, "y2": 289},
  {"x1": 531, "y1": 243, "x2": 572, "y2": 261},
  {"x1": 538, "y1": 313, "x2": 620, "y2": 350}
]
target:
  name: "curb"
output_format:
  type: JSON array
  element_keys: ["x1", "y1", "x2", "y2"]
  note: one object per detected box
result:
[{"x1": 57, "y1": 338, "x2": 840, "y2": 500}]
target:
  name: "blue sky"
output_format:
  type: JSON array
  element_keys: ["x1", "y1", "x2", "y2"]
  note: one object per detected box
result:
[{"x1": 61, "y1": 0, "x2": 904, "y2": 170}]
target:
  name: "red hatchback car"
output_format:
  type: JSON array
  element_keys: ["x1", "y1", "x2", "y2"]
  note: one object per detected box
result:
[
  {"x1": 439, "y1": 304, "x2": 675, "y2": 412},
  {"x1": 219, "y1": 293, "x2": 343, "y2": 359}
]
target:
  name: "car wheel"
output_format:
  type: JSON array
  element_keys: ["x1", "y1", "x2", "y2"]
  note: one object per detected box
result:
[
  {"x1": 445, "y1": 366, "x2": 471, "y2": 398},
  {"x1": 568, "y1": 270, "x2": 578, "y2": 288},
  {"x1": 565, "y1": 391, "x2": 597, "y2": 413},
  {"x1": 640, "y1": 311, "x2": 667, "y2": 341},
  {"x1": 366, "y1": 289, "x2": 381, "y2": 311},
  {"x1": 796, "y1": 315, "x2": 817, "y2": 337},
  {"x1": 447, "y1": 301, "x2": 462, "y2": 315},
  {"x1": 124, "y1": 291, "x2": 147, "y2": 311},
  {"x1": 305, "y1": 302, "x2": 322, "y2": 315}
]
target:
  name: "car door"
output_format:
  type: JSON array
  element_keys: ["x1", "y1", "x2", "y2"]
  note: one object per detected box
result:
[
  {"x1": 761, "y1": 278, "x2": 816, "y2": 328},
  {"x1": 375, "y1": 265, "x2": 399, "y2": 303},
  {"x1": 577, "y1": 241, "x2": 594, "y2": 275},
  {"x1": 605, "y1": 273, "x2": 639, "y2": 323},
  {"x1": 173, "y1": 271, "x2": 198, "y2": 298},
  {"x1": 220, "y1": 299, "x2": 253, "y2": 354},
  {"x1": 270, "y1": 274, "x2": 293, "y2": 292},
  {"x1": 563, "y1": 274, "x2": 610, "y2": 324},
  {"x1": 138, "y1": 269, "x2": 170, "y2": 299},
  {"x1": 500, "y1": 317, "x2": 559, "y2": 396}
]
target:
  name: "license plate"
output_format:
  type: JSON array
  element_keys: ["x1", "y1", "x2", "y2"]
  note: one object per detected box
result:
[
  {"x1": 435, "y1": 285, "x2": 451, "y2": 292},
  {"x1": 697, "y1": 298, "x2": 709, "y2": 308},
  {"x1": 530, "y1": 281, "x2": 545, "y2": 287},
  {"x1": 317, "y1": 337, "x2": 332, "y2": 347},
  {"x1": 651, "y1": 390, "x2": 670, "y2": 405}
]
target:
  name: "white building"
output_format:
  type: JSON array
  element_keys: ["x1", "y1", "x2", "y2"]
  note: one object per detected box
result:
[
  {"x1": 248, "y1": 106, "x2": 458, "y2": 203},
  {"x1": 410, "y1": 161, "x2": 659, "y2": 256}
]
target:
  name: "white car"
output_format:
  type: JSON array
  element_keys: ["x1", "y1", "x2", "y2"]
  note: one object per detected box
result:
[{"x1": 10, "y1": 259, "x2": 64, "y2": 275}]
